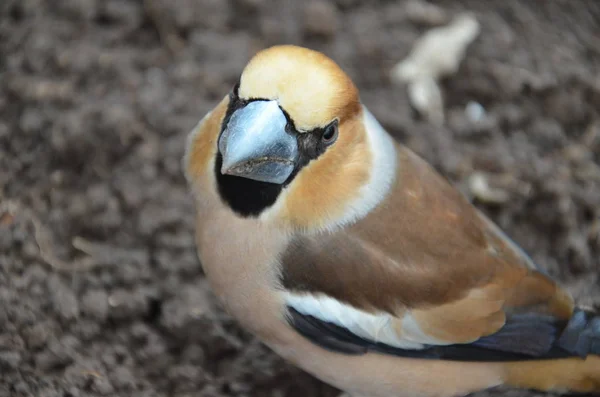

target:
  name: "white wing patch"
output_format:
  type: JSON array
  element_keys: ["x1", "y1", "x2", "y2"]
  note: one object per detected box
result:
[{"x1": 285, "y1": 292, "x2": 427, "y2": 350}]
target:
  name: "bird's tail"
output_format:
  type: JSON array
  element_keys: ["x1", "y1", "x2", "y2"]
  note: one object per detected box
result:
[{"x1": 503, "y1": 308, "x2": 600, "y2": 394}]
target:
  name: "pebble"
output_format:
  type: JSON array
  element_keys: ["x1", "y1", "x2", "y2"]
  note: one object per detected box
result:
[
  {"x1": 465, "y1": 101, "x2": 486, "y2": 123},
  {"x1": 22, "y1": 322, "x2": 51, "y2": 350},
  {"x1": 72, "y1": 319, "x2": 102, "y2": 341},
  {"x1": 110, "y1": 366, "x2": 137, "y2": 391},
  {"x1": 303, "y1": 1, "x2": 339, "y2": 38},
  {"x1": 0, "y1": 228, "x2": 12, "y2": 252},
  {"x1": 19, "y1": 107, "x2": 45, "y2": 134},
  {"x1": 92, "y1": 376, "x2": 115, "y2": 395},
  {"x1": 0, "y1": 351, "x2": 22, "y2": 370},
  {"x1": 35, "y1": 336, "x2": 77, "y2": 371},
  {"x1": 81, "y1": 289, "x2": 109, "y2": 321},
  {"x1": 160, "y1": 285, "x2": 213, "y2": 341},
  {"x1": 48, "y1": 276, "x2": 79, "y2": 322},
  {"x1": 137, "y1": 205, "x2": 181, "y2": 236},
  {"x1": 530, "y1": 118, "x2": 567, "y2": 152},
  {"x1": 544, "y1": 88, "x2": 588, "y2": 126},
  {"x1": 107, "y1": 288, "x2": 150, "y2": 320},
  {"x1": 405, "y1": 0, "x2": 448, "y2": 26},
  {"x1": 167, "y1": 364, "x2": 205, "y2": 392}
]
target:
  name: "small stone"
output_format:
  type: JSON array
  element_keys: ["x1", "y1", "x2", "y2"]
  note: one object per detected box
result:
[
  {"x1": 137, "y1": 204, "x2": 180, "y2": 236},
  {"x1": 237, "y1": 0, "x2": 265, "y2": 9},
  {"x1": 335, "y1": 0, "x2": 359, "y2": 9},
  {"x1": 110, "y1": 366, "x2": 136, "y2": 391},
  {"x1": 22, "y1": 322, "x2": 50, "y2": 350},
  {"x1": 544, "y1": 88, "x2": 588, "y2": 126},
  {"x1": 92, "y1": 376, "x2": 115, "y2": 395},
  {"x1": 160, "y1": 284, "x2": 214, "y2": 341},
  {"x1": 497, "y1": 103, "x2": 530, "y2": 129},
  {"x1": 0, "y1": 334, "x2": 24, "y2": 351},
  {"x1": 563, "y1": 144, "x2": 592, "y2": 164},
  {"x1": 107, "y1": 288, "x2": 150, "y2": 320},
  {"x1": 58, "y1": 0, "x2": 96, "y2": 20},
  {"x1": 66, "y1": 388, "x2": 82, "y2": 397},
  {"x1": 71, "y1": 319, "x2": 101, "y2": 341},
  {"x1": 156, "y1": 231, "x2": 194, "y2": 250},
  {"x1": 87, "y1": 184, "x2": 112, "y2": 212},
  {"x1": 0, "y1": 351, "x2": 22, "y2": 370},
  {"x1": 21, "y1": 241, "x2": 39, "y2": 260},
  {"x1": 468, "y1": 172, "x2": 510, "y2": 204},
  {"x1": 0, "y1": 122, "x2": 7, "y2": 139},
  {"x1": 68, "y1": 193, "x2": 88, "y2": 218},
  {"x1": 130, "y1": 322, "x2": 152, "y2": 343},
  {"x1": 566, "y1": 232, "x2": 593, "y2": 274},
  {"x1": 530, "y1": 118, "x2": 566, "y2": 152},
  {"x1": 103, "y1": 0, "x2": 142, "y2": 27},
  {"x1": 137, "y1": 139, "x2": 160, "y2": 162},
  {"x1": 12, "y1": 380, "x2": 29, "y2": 394},
  {"x1": 168, "y1": 364, "x2": 205, "y2": 392},
  {"x1": 303, "y1": 1, "x2": 339, "y2": 38},
  {"x1": 465, "y1": 101, "x2": 486, "y2": 123},
  {"x1": 22, "y1": 264, "x2": 48, "y2": 287},
  {"x1": 34, "y1": 336, "x2": 77, "y2": 371},
  {"x1": 196, "y1": 0, "x2": 231, "y2": 30},
  {"x1": 0, "y1": 228, "x2": 12, "y2": 252},
  {"x1": 405, "y1": 0, "x2": 448, "y2": 26},
  {"x1": 448, "y1": 106, "x2": 496, "y2": 137},
  {"x1": 135, "y1": 332, "x2": 168, "y2": 365},
  {"x1": 48, "y1": 276, "x2": 79, "y2": 322},
  {"x1": 19, "y1": 108, "x2": 45, "y2": 134},
  {"x1": 115, "y1": 175, "x2": 144, "y2": 207},
  {"x1": 81, "y1": 289, "x2": 109, "y2": 321},
  {"x1": 181, "y1": 344, "x2": 206, "y2": 366}
]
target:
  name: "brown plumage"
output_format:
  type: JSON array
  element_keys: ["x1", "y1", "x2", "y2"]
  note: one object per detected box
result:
[
  {"x1": 185, "y1": 45, "x2": 600, "y2": 396},
  {"x1": 281, "y1": 145, "x2": 573, "y2": 342}
]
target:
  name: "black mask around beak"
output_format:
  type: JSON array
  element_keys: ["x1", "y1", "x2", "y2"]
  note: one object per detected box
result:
[{"x1": 218, "y1": 100, "x2": 298, "y2": 185}]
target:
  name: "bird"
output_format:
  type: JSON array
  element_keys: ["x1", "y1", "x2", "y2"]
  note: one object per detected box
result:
[{"x1": 183, "y1": 45, "x2": 600, "y2": 397}]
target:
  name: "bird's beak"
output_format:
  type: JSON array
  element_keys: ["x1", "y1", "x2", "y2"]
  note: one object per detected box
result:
[{"x1": 218, "y1": 100, "x2": 298, "y2": 185}]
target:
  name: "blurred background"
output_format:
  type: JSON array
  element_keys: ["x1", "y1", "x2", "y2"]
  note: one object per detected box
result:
[{"x1": 1, "y1": 1, "x2": 599, "y2": 396}]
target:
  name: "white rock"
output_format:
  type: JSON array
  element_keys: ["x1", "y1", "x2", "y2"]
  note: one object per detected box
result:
[{"x1": 391, "y1": 13, "x2": 480, "y2": 125}]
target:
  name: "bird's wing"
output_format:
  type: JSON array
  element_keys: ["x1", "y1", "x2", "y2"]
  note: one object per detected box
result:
[{"x1": 280, "y1": 146, "x2": 574, "y2": 360}]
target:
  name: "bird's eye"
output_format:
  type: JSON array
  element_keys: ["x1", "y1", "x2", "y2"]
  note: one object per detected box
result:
[
  {"x1": 232, "y1": 81, "x2": 240, "y2": 97},
  {"x1": 322, "y1": 122, "x2": 338, "y2": 145}
]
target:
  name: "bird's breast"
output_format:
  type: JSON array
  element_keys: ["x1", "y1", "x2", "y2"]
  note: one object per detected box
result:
[{"x1": 193, "y1": 195, "x2": 292, "y2": 341}]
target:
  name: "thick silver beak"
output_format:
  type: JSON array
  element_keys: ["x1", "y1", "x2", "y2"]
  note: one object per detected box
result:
[{"x1": 218, "y1": 100, "x2": 298, "y2": 184}]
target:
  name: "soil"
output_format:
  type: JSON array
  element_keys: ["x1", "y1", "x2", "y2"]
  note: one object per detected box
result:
[{"x1": 1, "y1": 1, "x2": 599, "y2": 396}]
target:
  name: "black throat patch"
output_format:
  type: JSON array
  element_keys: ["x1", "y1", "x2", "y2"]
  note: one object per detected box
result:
[{"x1": 214, "y1": 152, "x2": 284, "y2": 217}]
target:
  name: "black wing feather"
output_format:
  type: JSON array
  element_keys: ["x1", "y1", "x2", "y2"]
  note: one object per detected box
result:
[{"x1": 286, "y1": 306, "x2": 575, "y2": 362}]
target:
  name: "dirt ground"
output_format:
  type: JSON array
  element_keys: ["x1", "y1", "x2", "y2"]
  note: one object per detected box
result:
[{"x1": 1, "y1": 0, "x2": 599, "y2": 396}]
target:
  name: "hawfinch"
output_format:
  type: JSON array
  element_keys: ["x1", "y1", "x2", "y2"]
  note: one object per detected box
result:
[{"x1": 184, "y1": 45, "x2": 600, "y2": 397}]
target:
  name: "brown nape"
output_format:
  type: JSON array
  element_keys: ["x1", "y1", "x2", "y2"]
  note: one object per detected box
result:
[{"x1": 238, "y1": 45, "x2": 361, "y2": 131}]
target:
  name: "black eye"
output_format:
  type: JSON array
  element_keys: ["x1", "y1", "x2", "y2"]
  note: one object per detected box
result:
[
  {"x1": 232, "y1": 81, "x2": 240, "y2": 97},
  {"x1": 321, "y1": 122, "x2": 338, "y2": 145}
]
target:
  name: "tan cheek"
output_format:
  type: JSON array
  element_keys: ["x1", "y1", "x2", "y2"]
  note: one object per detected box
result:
[
  {"x1": 187, "y1": 97, "x2": 229, "y2": 181},
  {"x1": 281, "y1": 118, "x2": 371, "y2": 230}
]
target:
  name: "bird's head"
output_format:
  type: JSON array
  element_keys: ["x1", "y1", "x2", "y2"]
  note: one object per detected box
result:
[{"x1": 185, "y1": 45, "x2": 396, "y2": 232}]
